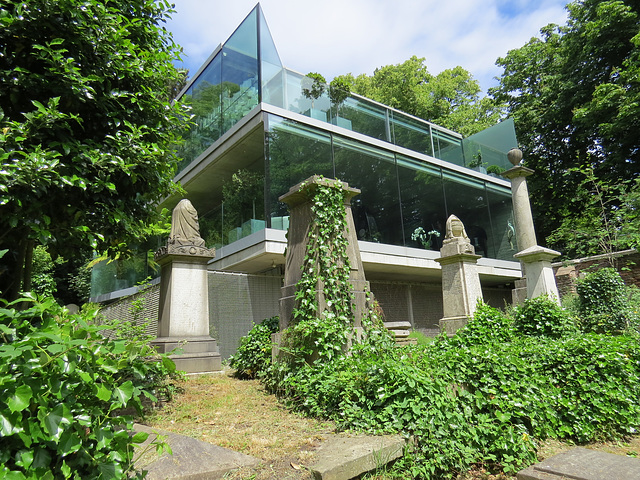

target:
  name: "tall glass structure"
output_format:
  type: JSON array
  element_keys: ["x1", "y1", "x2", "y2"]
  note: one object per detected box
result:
[{"x1": 90, "y1": 4, "x2": 519, "y2": 299}]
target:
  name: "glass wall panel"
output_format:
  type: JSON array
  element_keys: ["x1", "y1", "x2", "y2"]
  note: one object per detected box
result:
[
  {"x1": 333, "y1": 136, "x2": 402, "y2": 245},
  {"x1": 434, "y1": 129, "x2": 464, "y2": 166},
  {"x1": 259, "y1": 8, "x2": 284, "y2": 108},
  {"x1": 178, "y1": 55, "x2": 223, "y2": 169},
  {"x1": 391, "y1": 112, "x2": 434, "y2": 157},
  {"x1": 462, "y1": 119, "x2": 517, "y2": 174},
  {"x1": 485, "y1": 183, "x2": 516, "y2": 261},
  {"x1": 221, "y1": 8, "x2": 259, "y2": 133},
  {"x1": 396, "y1": 155, "x2": 445, "y2": 250},
  {"x1": 442, "y1": 170, "x2": 492, "y2": 257},
  {"x1": 267, "y1": 115, "x2": 333, "y2": 224},
  {"x1": 338, "y1": 97, "x2": 390, "y2": 142}
]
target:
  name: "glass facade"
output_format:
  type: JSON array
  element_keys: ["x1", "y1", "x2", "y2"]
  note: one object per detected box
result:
[
  {"x1": 90, "y1": 5, "x2": 520, "y2": 298},
  {"x1": 265, "y1": 114, "x2": 515, "y2": 260}
]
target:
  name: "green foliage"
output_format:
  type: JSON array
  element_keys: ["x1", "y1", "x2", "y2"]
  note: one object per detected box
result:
[
  {"x1": 492, "y1": 0, "x2": 640, "y2": 249},
  {"x1": 0, "y1": 0, "x2": 188, "y2": 300},
  {"x1": 450, "y1": 301, "x2": 514, "y2": 345},
  {"x1": 30, "y1": 246, "x2": 63, "y2": 298},
  {"x1": 547, "y1": 168, "x2": 640, "y2": 260},
  {"x1": 301, "y1": 72, "x2": 327, "y2": 101},
  {"x1": 576, "y1": 267, "x2": 637, "y2": 333},
  {"x1": 511, "y1": 296, "x2": 577, "y2": 338},
  {"x1": 229, "y1": 316, "x2": 279, "y2": 380},
  {"x1": 0, "y1": 294, "x2": 179, "y2": 478},
  {"x1": 281, "y1": 178, "x2": 358, "y2": 366},
  {"x1": 241, "y1": 294, "x2": 640, "y2": 478}
]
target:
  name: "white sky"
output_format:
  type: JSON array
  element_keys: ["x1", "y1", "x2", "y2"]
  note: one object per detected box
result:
[{"x1": 166, "y1": 0, "x2": 569, "y2": 94}]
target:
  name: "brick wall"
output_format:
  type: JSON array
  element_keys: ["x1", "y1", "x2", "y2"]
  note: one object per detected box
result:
[{"x1": 553, "y1": 249, "x2": 640, "y2": 298}]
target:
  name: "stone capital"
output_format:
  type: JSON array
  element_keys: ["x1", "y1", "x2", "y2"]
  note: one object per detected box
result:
[
  {"x1": 514, "y1": 244, "x2": 561, "y2": 264},
  {"x1": 279, "y1": 175, "x2": 360, "y2": 208},
  {"x1": 435, "y1": 252, "x2": 481, "y2": 266},
  {"x1": 154, "y1": 244, "x2": 216, "y2": 264},
  {"x1": 501, "y1": 165, "x2": 535, "y2": 180}
]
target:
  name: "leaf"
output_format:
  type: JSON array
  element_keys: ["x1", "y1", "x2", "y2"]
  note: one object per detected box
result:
[
  {"x1": 132, "y1": 431, "x2": 150, "y2": 444},
  {"x1": 41, "y1": 404, "x2": 72, "y2": 440},
  {"x1": 291, "y1": 462, "x2": 302, "y2": 470},
  {"x1": 8, "y1": 384, "x2": 32, "y2": 413},
  {"x1": 96, "y1": 384, "x2": 111, "y2": 402},
  {"x1": 113, "y1": 381, "x2": 134, "y2": 405}
]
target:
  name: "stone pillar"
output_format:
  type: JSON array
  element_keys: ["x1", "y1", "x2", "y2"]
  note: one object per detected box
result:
[
  {"x1": 501, "y1": 149, "x2": 561, "y2": 303},
  {"x1": 151, "y1": 199, "x2": 221, "y2": 373},
  {"x1": 278, "y1": 176, "x2": 369, "y2": 332},
  {"x1": 435, "y1": 215, "x2": 483, "y2": 335}
]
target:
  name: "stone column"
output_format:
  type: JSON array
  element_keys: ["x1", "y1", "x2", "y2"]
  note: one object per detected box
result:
[
  {"x1": 278, "y1": 176, "x2": 369, "y2": 331},
  {"x1": 501, "y1": 149, "x2": 561, "y2": 303},
  {"x1": 151, "y1": 199, "x2": 221, "y2": 373},
  {"x1": 435, "y1": 215, "x2": 483, "y2": 335}
]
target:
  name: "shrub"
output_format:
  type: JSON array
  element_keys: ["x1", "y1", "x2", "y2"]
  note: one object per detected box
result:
[
  {"x1": 0, "y1": 294, "x2": 178, "y2": 479},
  {"x1": 577, "y1": 268, "x2": 636, "y2": 333},
  {"x1": 229, "y1": 316, "x2": 279, "y2": 379},
  {"x1": 512, "y1": 296, "x2": 576, "y2": 338},
  {"x1": 451, "y1": 301, "x2": 514, "y2": 346}
]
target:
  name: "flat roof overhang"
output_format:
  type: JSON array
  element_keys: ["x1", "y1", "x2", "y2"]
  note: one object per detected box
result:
[{"x1": 209, "y1": 229, "x2": 522, "y2": 287}]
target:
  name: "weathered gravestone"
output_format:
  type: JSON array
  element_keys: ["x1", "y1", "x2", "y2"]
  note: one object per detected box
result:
[
  {"x1": 435, "y1": 214, "x2": 483, "y2": 335},
  {"x1": 517, "y1": 447, "x2": 640, "y2": 480},
  {"x1": 277, "y1": 176, "x2": 370, "y2": 332},
  {"x1": 152, "y1": 199, "x2": 221, "y2": 373}
]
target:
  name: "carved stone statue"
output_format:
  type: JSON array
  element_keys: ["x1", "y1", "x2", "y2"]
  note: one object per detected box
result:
[
  {"x1": 441, "y1": 215, "x2": 475, "y2": 256},
  {"x1": 169, "y1": 199, "x2": 205, "y2": 247},
  {"x1": 444, "y1": 214, "x2": 469, "y2": 240},
  {"x1": 155, "y1": 199, "x2": 215, "y2": 259}
]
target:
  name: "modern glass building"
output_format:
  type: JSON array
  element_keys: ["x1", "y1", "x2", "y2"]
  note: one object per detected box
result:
[{"x1": 91, "y1": 4, "x2": 522, "y2": 344}]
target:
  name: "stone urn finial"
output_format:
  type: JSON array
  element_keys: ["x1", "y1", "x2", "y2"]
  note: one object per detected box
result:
[{"x1": 507, "y1": 148, "x2": 523, "y2": 166}]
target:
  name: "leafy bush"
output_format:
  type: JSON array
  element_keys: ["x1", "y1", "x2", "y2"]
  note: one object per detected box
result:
[
  {"x1": 512, "y1": 296, "x2": 576, "y2": 338},
  {"x1": 451, "y1": 301, "x2": 514, "y2": 346},
  {"x1": 577, "y1": 268, "x2": 636, "y2": 333},
  {"x1": 0, "y1": 294, "x2": 178, "y2": 479},
  {"x1": 229, "y1": 316, "x2": 279, "y2": 379}
]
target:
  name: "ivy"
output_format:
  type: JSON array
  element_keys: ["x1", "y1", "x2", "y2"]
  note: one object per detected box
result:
[{"x1": 284, "y1": 179, "x2": 356, "y2": 364}]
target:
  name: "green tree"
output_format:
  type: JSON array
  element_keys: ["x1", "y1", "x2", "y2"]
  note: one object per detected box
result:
[
  {"x1": 0, "y1": 0, "x2": 187, "y2": 301},
  {"x1": 335, "y1": 56, "x2": 503, "y2": 136},
  {"x1": 491, "y1": 0, "x2": 640, "y2": 251}
]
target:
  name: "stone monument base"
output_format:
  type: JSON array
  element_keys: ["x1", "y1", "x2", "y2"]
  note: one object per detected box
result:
[
  {"x1": 439, "y1": 316, "x2": 470, "y2": 337},
  {"x1": 152, "y1": 336, "x2": 221, "y2": 374}
]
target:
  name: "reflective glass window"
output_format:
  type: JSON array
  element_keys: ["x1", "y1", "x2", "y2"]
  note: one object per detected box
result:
[
  {"x1": 396, "y1": 155, "x2": 445, "y2": 250},
  {"x1": 442, "y1": 170, "x2": 493, "y2": 257},
  {"x1": 178, "y1": 55, "x2": 223, "y2": 169},
  {"x1": 433, "y1": 129, "x2": 464, "y2": 166},
  {"x1": 222, "y1": 9, "x2": 259, "y2": 132},
  {"x1": 338, "y1": 97, "x2": 390, "y2": 142},
  {"x1": 391, "y1": 112, "x2": 434, "y2": 157},
  {"x1": 266, "y1": 115, "x2": 333, "y2": 224},
  {"x1": 485, "y1": 183, "x2": 515, "y2": 261},
  {"x1": 333, "y1": 136, "x2": 402, "y2": 246}
]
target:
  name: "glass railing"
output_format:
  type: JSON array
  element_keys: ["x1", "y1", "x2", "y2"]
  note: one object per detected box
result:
[{"x1": 279, "y1": 69, "x2": 468, "y2": 166}]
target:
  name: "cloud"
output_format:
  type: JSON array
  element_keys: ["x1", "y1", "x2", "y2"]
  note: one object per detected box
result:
[{"x1": 167, "y1": 0, "x2": 568, "y2": 92}]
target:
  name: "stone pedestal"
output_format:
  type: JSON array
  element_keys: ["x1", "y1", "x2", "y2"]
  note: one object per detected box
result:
[
  {"x1": 514, "y1": 245, "x2": 560, "y2": 301},
  {"x1": 152, "y1": 245, "x2": 221, "y2": 373},
  {"x1": 435, "y1": 223, "x2": 483, "y2": 336},
  {"x1": 278, "y1": 176, "x2": 370, "y2": 331},
  {"x1": 502, "y1": 149, "x2": 561, "y2": 304}
]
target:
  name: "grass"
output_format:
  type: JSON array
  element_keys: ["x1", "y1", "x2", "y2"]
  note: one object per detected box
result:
[
  {"x1": 141, "y1": 369, "x2": 640, "y2": 479},
  {"x1": 141, "y1": 369, "x2": 336, "y2": 479}
]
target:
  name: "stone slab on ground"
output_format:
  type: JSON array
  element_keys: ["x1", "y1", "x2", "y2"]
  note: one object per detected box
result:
[
  {"x1": 133, "y1": 424, "x2": 260, "y2": 480},
  {"x1": 309, "y1": 433, "x2": 406, "y2": 480},
  {"x1": 517, "y1": 447, "x2": 640, "y2": 480}
]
